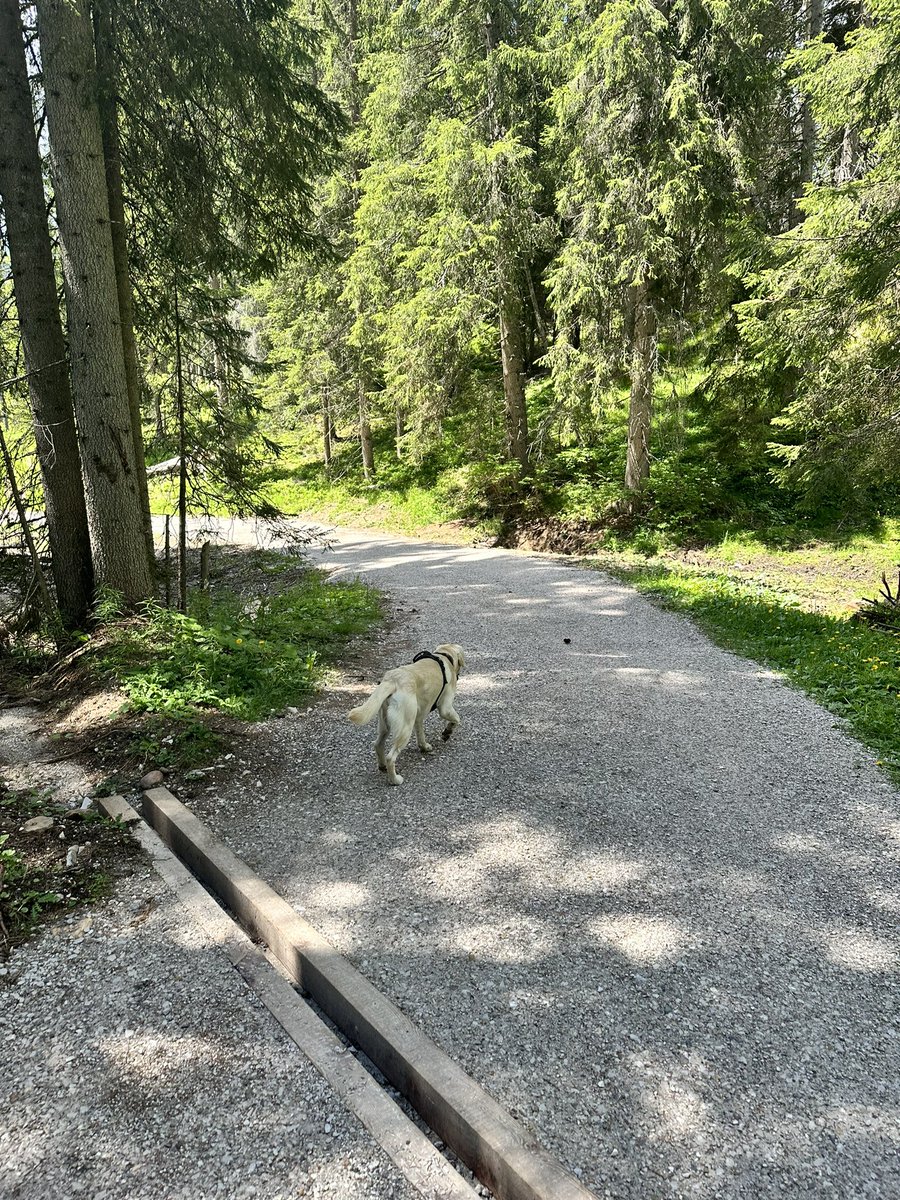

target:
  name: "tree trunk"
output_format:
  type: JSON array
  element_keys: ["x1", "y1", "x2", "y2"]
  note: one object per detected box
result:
[
  {"x1": 358, "y1": 379, "x2": 375, "y2": 480},
  {"x1": 346, "y1": 0, "x2": 375, "y2": 481},
  {"x1": 322, "y1": 396, "x2": 333, "y2": 466},
  {"x1": 395, "y1": 405, "x2": 405, "y2": 460},
  {"x1": 36, "y1": 0, "x2": 153, "y2": 604},
  {"x1": 484, "y1": 12, "x2": 529, "y2": 474},
  {"x1": 175, "y1": 281, "x2": 188, "y2": 613},
  {"x1": 153, "y1": 384, "x2": 166, "y2": 440},
  {"x1": 92, "y1": 0, "x2": 154, "y2": 574},
  {"x1": 208, "y1": 273, "x2": 229, "y2": 421},
  {"x1": 794, "y1": 0, "x2": 825, "y2": 222},
  {"x1": 499, "y1": 281, "x2": 529, "y2": 472},
  {"x1": 0, "y1": 0, "x2": 93, "y2": 629},
  {"x1": 624, "y1": 278, "x2": 657, "y2": 493}
]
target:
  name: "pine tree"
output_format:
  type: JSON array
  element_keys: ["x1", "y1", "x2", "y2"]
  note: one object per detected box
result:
[
  {"x1": 36, "y1": 0, "x2": 154, "y2": 602},
  {"x1": 546, "y1": 0, "x2": 793, "y2": 494},
  {"x1": 0, "y1": 0, "x2": 94, "y2": 627}
]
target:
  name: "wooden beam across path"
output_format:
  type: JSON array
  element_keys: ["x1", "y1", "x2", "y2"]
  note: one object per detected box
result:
[{"x1": 141, "y1": 787, "x2": 597, "y2": 1200}]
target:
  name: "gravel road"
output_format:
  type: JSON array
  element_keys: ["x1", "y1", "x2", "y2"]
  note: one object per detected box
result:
[
  {"x1": 0, "y1": 708, "x2": 421, "y2": 1200},
  {"x1": 187, "y1": 527, "x2": 899, "y2": 1200}
]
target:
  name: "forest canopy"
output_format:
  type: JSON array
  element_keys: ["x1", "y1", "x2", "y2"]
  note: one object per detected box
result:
[{"x1": 1, "y1": 0, "x2": 898, "y2": 634}]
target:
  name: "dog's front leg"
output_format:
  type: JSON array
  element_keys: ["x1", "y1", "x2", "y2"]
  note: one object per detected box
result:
[{"x1": 437, "y1": 693, "x2": 461, "y2": 742}]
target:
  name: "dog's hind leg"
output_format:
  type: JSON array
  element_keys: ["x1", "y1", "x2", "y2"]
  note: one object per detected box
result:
[
  {"x1": 375, "y1": 710, "x2": 389, "y2": 773},
  {"x1": 414, "y1": 713, "x2": 433, "y2": 754},
  {"x1": 385, "y1": 754, "x2": 404, "y2": 785},
  {"x1": 385, "y1": 708, "x2": 415, "y2": 786}
]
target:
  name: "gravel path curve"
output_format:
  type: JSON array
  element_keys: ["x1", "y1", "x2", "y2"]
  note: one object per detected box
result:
[{"x1": 188, "y1": 527, "x2": 899, "y2": 1200}]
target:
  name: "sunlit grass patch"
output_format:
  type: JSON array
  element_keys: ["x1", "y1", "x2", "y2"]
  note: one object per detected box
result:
[{"x1": 99, "y1": 571, "x2": 381, "y2": 722}]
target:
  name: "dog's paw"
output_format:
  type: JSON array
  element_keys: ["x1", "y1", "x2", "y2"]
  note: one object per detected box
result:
[
  {"x1": 377, "y1": 762, "x2": 387, "y2": 772},
  {"x1": 420, "y1": 743, "x2": 434, "y2": 754},
  {"x1": 389, "y1": 773, "x2": 404, "y2": 786}
]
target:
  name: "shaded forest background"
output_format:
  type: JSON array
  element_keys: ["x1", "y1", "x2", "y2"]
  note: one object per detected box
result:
[
  {"x1": 2, "y1": 0, "x2": 900, "y2": 637},
  {"x1": 248, "y1": 0, "x2": 900, "y2": 544}
]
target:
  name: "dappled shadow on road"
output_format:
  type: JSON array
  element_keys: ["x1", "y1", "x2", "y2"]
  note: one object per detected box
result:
[
  {"x1": 189, "y1": 534, "x2": 899, "y2": 1199},
  {"x1": 1, "y1": 883, "x2": 420, "y2": 1200}
]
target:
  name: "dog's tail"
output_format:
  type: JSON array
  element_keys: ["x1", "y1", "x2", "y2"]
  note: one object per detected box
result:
[{"x1": 348, "y1": 680, "x2": 398, "y2": 726}]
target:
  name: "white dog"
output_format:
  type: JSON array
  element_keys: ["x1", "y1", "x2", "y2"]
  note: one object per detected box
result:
[{"x1": 348, "y1": 644, "x2": 465, "y2": 785}]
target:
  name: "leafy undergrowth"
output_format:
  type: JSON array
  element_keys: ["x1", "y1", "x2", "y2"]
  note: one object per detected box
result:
[
  {"x1": 595, "y1": 557, "x2": 900, "y2": 779},
  {"x1": 99, "y1": 567, "x2": 381, "y2": 723},
  {"x1": 0, "y1": 784, "x2": 136, "y2": 958},
  {"x1": 4, "y1": 548, "x2": 384, "y2": 779}
]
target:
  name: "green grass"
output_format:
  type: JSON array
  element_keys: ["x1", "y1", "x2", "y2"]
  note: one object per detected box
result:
[
  {"x1": 609, "y1": 520, "x2": 900, "y2": 614},
  {"x1": 266, "y1": 473, "x2": 457, "y2": 535},
  {"x1": 99, "y1": 570, "x2": 382, "y2": 722},
  {"x1": 595, "y1": 556, "x2": 900, "y2": 779}
]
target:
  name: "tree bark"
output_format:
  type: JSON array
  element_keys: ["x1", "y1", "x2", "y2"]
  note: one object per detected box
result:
[
  {"x1": 346, "y1": 0, "x2": 375, "y2": 481},
  {"x1": 499, "y1": 282, "x2": 529, "y2": 471},
  {"x1": 395, "y1": 405, "x2": 405, "y2": 460},
  {"x1": 794, "y1": 0, "x2": 825, "y2": 222},
  {"x1": 153, "y1": 385, "x2": 166, "y2": 440},
  {"x1": 92, "y1": 0, "x2": 155, "y2": 574},
  {"x1": 624, "y1": 278, "x2": 657, "y2": 493},
  {"x1": 0, "y1": 0, "x2": 93, "y2": 629},
  {"x1": 322, "y1": 396, "x2": 333, "y2": 466},
  {"x1": 484, "y1": 11, "x2": 530, "y2": 474},
  {"x1": 175, "y1": 280, "x2": 188, "y2": 613},
  {"x1": 358, "y1": 379, "x2": 375, "y2": 480},
  {"x1": 36, "y1": 0, "x2": 153, "y2": 604}
]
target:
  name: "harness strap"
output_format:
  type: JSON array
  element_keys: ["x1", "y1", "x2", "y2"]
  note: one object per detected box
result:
[{"x1": 412, "y1": 650, "x2": 452, "y2": 711}]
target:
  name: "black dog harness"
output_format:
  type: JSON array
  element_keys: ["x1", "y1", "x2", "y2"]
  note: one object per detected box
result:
[{"x1": 412, "y1": 650, "x2": 457, "y2": 711}]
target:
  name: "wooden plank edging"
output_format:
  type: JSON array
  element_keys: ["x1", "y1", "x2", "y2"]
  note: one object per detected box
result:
[
  {"x1": 100, "y1": 795, "x2": 478, "y2": 1200},
  {"x1": 141, "y1": 787, "x2": 597, "y2": 1200}
]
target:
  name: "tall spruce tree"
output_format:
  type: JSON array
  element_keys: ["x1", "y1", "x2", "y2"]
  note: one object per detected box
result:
[
  {"x1": 744, "y1": 0, "x2": 900, "y2": 503},
  {"x1": 36, "y1": 0, "x2": 153, "y2": 603},
  {"x1": 546, "y1": 0, "x2": 793, "y2": 494},
  {"x1": 0, "y1": 0, "x2": 94, "y2": 628},
  {"x1": 349, "y1": 0, "x2": 552, "y2": 471}
]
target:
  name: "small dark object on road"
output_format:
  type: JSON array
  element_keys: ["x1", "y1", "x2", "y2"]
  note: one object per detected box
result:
[{"x1": 563, "y1": 637, "x2": 571, "y2": 644}]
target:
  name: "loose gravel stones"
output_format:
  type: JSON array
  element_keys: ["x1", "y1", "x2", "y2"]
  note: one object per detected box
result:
[{"x1": 0, "y1": 855, "x2": 423, "y2": 1200}]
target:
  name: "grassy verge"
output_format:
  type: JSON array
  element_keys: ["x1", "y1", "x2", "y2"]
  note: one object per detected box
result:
[
  {"x1": 594, "y1": 555, "x2": 900, "y2": 779},
  {"x1": 99, "y1": 567, "x2": 380, "y2": 722},
  {"x1": 614, "y1": 520, "x2": 900, "y2": 615},
  {"x1": 0, "y1": 784, "x2": 136, "y2": 958},
  {"x1": 5, "y1": 548, "x2": 383, "y2": 780}
]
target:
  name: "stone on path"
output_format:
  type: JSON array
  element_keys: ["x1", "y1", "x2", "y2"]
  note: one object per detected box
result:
[{"x1": 21, "y1": 815, "x2": 54, "y2": 833}]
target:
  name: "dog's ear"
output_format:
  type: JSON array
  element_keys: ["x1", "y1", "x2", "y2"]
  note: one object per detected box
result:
[{"x1": 437, "y1": 643, "x2": 464, "y2": 674}]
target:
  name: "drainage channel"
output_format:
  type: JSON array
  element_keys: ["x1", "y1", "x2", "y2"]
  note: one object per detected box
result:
[
  {"x1": 106, "y1": 787, "x2": 598, "y2": 1200},
  {"x1": 101, "y1": 793, "x2": 480, "y2": 1200},
  {"x1": 300, "y1": 983, "x2": 486, "y2": 1192}
]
